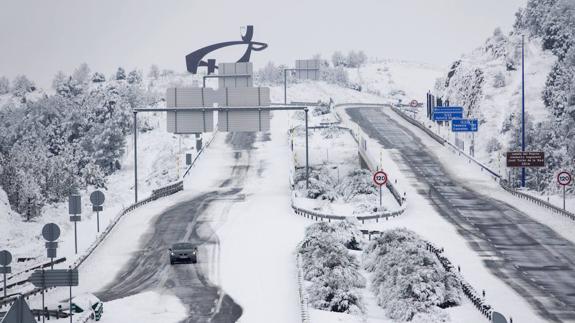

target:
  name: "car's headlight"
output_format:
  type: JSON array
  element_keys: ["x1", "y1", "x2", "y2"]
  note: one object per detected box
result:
[{"x1": 170, "y1": 252, "x2": 175, "y2": 256}]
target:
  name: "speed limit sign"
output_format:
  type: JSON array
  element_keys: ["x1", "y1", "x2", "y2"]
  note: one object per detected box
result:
[
  {"x1": 410, "y1": 100, "x2": 419, "y2": 108},
  {"x1": 373, "y1": 171, "x2": 388, "y2": 186},
  {"x1": 558, "y1": 171, "x2": 572, "y2": 186}
]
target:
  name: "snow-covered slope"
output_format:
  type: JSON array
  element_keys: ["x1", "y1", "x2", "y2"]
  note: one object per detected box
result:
[
  {"x1": 435, "y1": 29, "x2": 556, "y2": 171},
  {"x1": 348, "y1": 59, "x2": 445, "y2": 104}
]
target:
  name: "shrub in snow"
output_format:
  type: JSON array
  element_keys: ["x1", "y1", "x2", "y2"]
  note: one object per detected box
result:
[
  {"x1": 295, "y1": 167, "x2": 337, "y2": 201},
  {"x1": 337, "y1": 169, "x2": 376, "y2": 202},
  {"x1": 299, "y1": 221, "x2": 366, "y2": 314},
  {"x1": 363, "y1": 228, "x2": 463, "y2": 321}
]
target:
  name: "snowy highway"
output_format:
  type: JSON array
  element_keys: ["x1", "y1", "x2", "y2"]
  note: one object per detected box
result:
[
  {"x1": 347, "y1": 106, "x2": 575, "y2": 322},
  {"x1": 95, "y1": 133, "x2": 259, "y2": 323}
]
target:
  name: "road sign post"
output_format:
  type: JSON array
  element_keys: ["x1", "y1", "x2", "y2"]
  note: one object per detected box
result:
[
  {"x1": 373, "y1": 171, "x2": 388, "y2": 208},
  {"x1": 68, "y1": 195, "x2": 81, "y2": 254},
  {"x1": 90, "y1": 191, "x2": 105, "y2": 233},
  {"x1": 558, "y1": 171, "x2": 572, "y2": 211},
  {"x1": 0, "y1": 250, "x2": 12, "y2": 298},
  {"x1": 42, "y1": 223, "x2": 60, "y2": 269}
]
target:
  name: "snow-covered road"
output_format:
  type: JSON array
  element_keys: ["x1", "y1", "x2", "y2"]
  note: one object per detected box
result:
[{"x1": 348, "y1": 106, "x2": 575, "y2": 322}]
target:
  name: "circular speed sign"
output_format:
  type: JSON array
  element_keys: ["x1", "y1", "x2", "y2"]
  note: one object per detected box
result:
[
  {"x1": 557, "y1": 171, "x2": 572, "y2": 186},
  {"x1": 373, "y1": 171, "x2": 388, "y2": 186},
  {"x1": 410, "y1": 100, "x2": 419, "y2": 108}
]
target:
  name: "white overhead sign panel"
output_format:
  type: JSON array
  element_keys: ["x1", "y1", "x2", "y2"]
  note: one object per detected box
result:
[
  {"x1": 295, "y1": 59, "x2": 320, "y2": 80},
  {"x1": 166, "y1": 87, "x2": 269, "y2": 108},
  {"x1": 165, "y1": 87, "x2": 271, "y2": 133},
  {"x1": 218, "y1": 62, "x2": 253, "y2": 88}
]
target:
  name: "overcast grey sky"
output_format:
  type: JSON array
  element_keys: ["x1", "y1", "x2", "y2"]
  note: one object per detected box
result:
[{"x1": 0, "y1": 0, "x2": 527, "y2": 87}]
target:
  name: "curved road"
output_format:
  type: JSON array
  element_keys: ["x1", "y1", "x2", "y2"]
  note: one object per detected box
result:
[
  {"x1": 97, "y1": 133, "x2": 258, "y2": 323},
  {"x1": 348, "y1": 107, "x2": 575, "y2": 322}
]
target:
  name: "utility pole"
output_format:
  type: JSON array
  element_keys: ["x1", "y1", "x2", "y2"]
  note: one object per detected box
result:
[
  {"x1": 521, "y1": 35, "x2": 526, "y2": 188},
  {"x1": 133, "y1": 111, "x2": 138, "y2": 203}
]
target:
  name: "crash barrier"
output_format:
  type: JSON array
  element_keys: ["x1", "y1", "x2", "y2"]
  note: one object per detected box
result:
[
  {"x1": 361, "y1": 230, "x2": 494, "y2": 321},
  {"x1": 295, "y1": 242, "x2": 312, "y2": 323},
  {"x1": 0, "y1": 257, "x2": 66, "y2": 294},
  {"x1": 292, "y1": 200, "x2": 405, "y2": 224},
  {"x1": 500, "y1": 183, "x2": 575, "y2": 220},
  {"x1": 183, "y1": 131, "x2": 218, "y2": 178},
  {"x1": 0, "y1": 181, "x2": 184, "y2": 309}
]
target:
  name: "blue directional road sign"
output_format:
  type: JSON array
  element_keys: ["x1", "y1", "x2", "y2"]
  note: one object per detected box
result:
[
  {"x1": 452, "y1": 118, "x2": 478, "y2": 132},
  {"x1": 432, "y1": 107, "x2": 463, "y2": 121}
]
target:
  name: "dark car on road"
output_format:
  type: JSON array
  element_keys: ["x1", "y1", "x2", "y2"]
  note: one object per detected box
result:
[{"x1": 169, "y1": 242, "x2": 198, "y2": 264}]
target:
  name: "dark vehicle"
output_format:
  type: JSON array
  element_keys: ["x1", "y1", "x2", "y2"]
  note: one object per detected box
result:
[{"x1": 169, "y1": 243, "x2": 198, "y2": 264}]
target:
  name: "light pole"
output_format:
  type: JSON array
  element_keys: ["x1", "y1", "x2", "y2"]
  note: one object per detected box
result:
[
  {"x1": 521, "y1": 35, "x2": 526, "y2": 188},
  {"x1": 133, "y1": 111, "x2": 138, "y2": 203}
]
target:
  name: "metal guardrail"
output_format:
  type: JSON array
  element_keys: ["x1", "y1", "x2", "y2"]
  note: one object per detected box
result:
[
  {"x1": 291, "y1": 199, "x2": 405, "y2": 224},
  {"x1": 183, "y1": 132, "x2": 218, "y2": 178},
  {"x1": 361, "y1": 230, "x2": 493, "y2": 321},
  {"x1": 500, "y1": 183, "x2": 575, "y2": 220},
  {"x1": 0, "y1": 181, "x2": 184, "y2": 309}
]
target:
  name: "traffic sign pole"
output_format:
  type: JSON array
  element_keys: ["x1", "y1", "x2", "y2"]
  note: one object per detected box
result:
[
  {"x1": 305, "y1": 108, "x2": 309, "y2": 189},
  {"x1": 558, "y1": 171, "x2": 572, "y2": 210}
]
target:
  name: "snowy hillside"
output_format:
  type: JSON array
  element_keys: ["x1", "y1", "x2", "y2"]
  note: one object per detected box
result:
[
  {"x1": 435, "y1": 30, "x2": 556, "y2": 173},
  {"x1": 434, "y1": 0, "x2": 575, "y2": 192},
  {"x1": 349, "y1": 59, "x2": 445, "y2": 105}
]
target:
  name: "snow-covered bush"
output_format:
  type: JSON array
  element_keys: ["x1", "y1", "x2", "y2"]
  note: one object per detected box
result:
[
  {"x1": 299, "y1": 221, "x2": 366, "y2": 314},
  {"x1": 363, "y1": 229, "x2": 463, "y2": 321}
]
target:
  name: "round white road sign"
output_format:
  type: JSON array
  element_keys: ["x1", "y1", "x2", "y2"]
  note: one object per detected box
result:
[
  {"x1": 373, "y1": 171, "x2": 388, "y2": 186},
  {"x1": 558, "y1": 171, "x2": 572, "y2": 186}
]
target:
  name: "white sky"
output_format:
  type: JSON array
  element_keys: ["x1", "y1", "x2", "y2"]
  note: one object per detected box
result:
[{"x1": 0, "y1": 0, "x2": 527, "y2": 88}]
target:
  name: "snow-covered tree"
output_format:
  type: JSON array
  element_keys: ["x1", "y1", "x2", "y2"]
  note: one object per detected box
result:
[
  {"x1": 115, "y1": 67, "x2": 126, "y2": 80},
  {"x1": 72, "y1": 63, "x2": 91, "y2": 85},
  {"x1": 127, "y1": 69, "x2": 143, "y2": 84},
  {"x1": 11, "y1": 75, "x2": 35, "y2": 97},
  {"x1": 92, "y1": 72, "x2": 106, "y2": 83},
  {"x1": 148, "y1": 64, "x2": 160, "y2": 79},
  {"x1": 0, "y1": 76, "x2": 10, "y2": 95},
  {"x1": 331, "y1": 51, "x2": 346, "y2": 67}
]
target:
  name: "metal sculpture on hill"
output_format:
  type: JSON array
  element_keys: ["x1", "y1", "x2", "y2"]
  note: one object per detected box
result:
[{"x1": 185, "y1": 25, "x2": 268, "y2": 74}]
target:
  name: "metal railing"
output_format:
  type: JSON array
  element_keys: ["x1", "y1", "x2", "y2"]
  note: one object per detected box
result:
[
  {"x1": 500, "y1": 183, "x2": 575, "y2": 220},
  {"x1": 291, "y1": 198, "x2": 405, "y2": 224}
]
